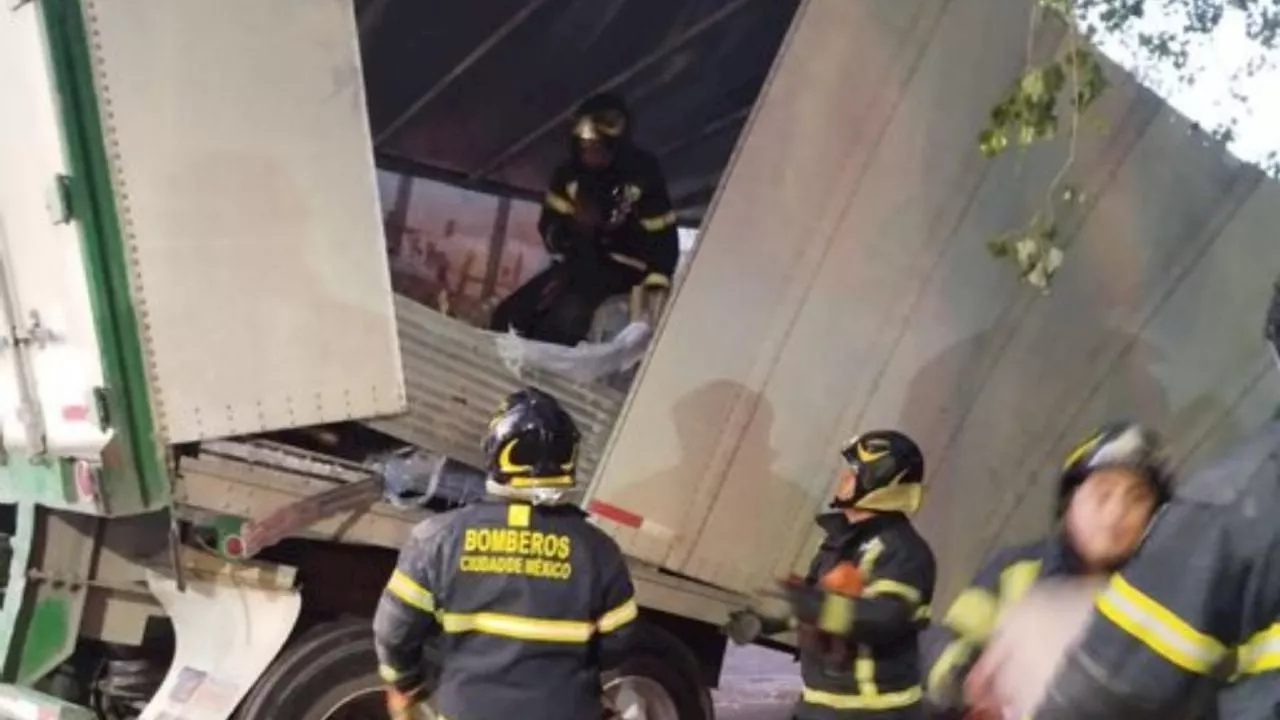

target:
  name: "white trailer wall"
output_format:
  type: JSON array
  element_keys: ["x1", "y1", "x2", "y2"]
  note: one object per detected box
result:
[
  {"x1": 78, "y1": 0, "x2": 405, "y2": 443},
  {"x1": 588, "y1": 0, "x2": 1280, "y2": 604}
]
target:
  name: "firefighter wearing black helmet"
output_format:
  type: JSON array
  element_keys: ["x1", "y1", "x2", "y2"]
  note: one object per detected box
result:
[
  {"x1": 921, "y1": 421, "x2": 1172, "y2": 720},
  {"x1": 372, "y1": 387, "x2": 639, "y2": 720},
  {"x1": 489, "y1": 92, "x2": 680, "y2": 346},
  {"x1": 1030, "y1": 280, "x2": 1280, "y2": 720},
  {"x1": 726, "y1": 429, "x2": 938, "y2": 719}
]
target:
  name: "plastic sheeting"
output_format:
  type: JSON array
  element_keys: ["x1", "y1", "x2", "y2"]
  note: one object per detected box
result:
[
  {"x1": 374, "y1": 449, "x2": 488, "y2": 509},
  {"x1": 495, "y1": 321, "x2": 654, "y2": 384}
]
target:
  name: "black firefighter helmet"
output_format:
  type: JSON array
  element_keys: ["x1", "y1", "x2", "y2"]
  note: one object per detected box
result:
[
  {"x1": 1056, "y1": 421, "x2": 1171, "y2": 518},
  {"x1": 832, "y1": 429, "x2": 926, "y2": 514},
  {"x1": 482, "y1": 387, "x2": 581, "y2": 491},
  {"x1": 570, "y1": 92, "x2": 631, "y2": 150}
]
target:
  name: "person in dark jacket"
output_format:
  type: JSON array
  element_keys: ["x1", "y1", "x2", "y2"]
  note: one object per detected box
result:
[
  {"x1": 1029, "y1": 280, "x2": 1280, "y2": 720},
  {"x1": 726, "y1": 429, "x2": 937, "y2": 719},
  {"x1": 488, "y1": 92, "x2": 679, "y2": 346},
  {"x1": 372, "y1": 387, "x2": 638, "y2": 720},
  {"x1": 921, "y1": 421, "x2": 1172, "y2": 720}
]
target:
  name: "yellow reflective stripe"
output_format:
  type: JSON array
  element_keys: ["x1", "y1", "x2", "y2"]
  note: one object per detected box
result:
[
  {"x1": 802, "y1": 685, "x2": 922, "y2": 710},
  {"x1": 378, "y1": 663, "x2": 401, "y2": 683},
  {"x1": 544, "y1": 191, "x2": 574, "y2": 214},
  {"x1": 854, "y1": 645, "x2": 878, "y2": 696},
  {"x1": 507, "y1": 474, "x2": 574, "y2": 488},
  {"x1": 857, "y1": 538, "x2": 886, "y2": 575},
  {"x1": 607, "y1": 252, "x2": 647, "y2": 271},
  {"x1": 943, "y1": 587, "x2": 998, "y2": 642},
  {"x1": 641, "y1": 272, "x2": 670, "y2": 289},
  {"x1": 598, "y1": 597, "x2": 639, "y2": 634},
  {"x1": 1238, "y1": 623, "x2": 1280, "y2": 675},
  {"x1": 1095, "y1": 574, "x2": 1227, "y2": 674},
  {"x1": 864, "y1": 579, "x2": 922, "y2": 606},
  {"x1": 926, "y1": 639, "x2": 975, "y2": 701},
  {"x1": 439, "y1": 611, "x2": 594, "y2": 643},
  {"x1": 817, "y1": 593, "x2": 855, "y2": 635},
  {"x1": 639, "y1": 211, "x2": 676, "y2": 231},
  {"x1": 386, "y1": 569, "x2": 435, "y2": 614},
  {"x1": 997, "y1": 560, "x2": 1041, "y2": 610}
]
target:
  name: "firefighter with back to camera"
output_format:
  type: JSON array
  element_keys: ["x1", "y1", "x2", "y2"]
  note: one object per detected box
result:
[
  {"x1": 920, "y1": 422, "x2": 1173, "y2": 720},
  {"x1": 725, "y1": 429, "x2": 938, "y2": 720},
  {"x1": 372, "y1": 387, "x2": 639, "y2": 720},
  {"x1": 1026, "y1": 277, "x2": 1280, "y2": 720},
  {"x1": 488, "y1": 92, "x2": 680, "y2": 347}
]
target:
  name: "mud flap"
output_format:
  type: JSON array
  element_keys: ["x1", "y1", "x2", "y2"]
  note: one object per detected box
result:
[{"x1": 138, "y1": 553, "x2": 301, "y2": 720}]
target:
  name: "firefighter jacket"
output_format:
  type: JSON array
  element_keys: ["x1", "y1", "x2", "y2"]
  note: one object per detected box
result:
[
  {"x1": 1032, "y1": 420, "x2": 1280, "y2": 720},
  {"x1": 922, "y1": 533, "x2": 1087, "y2": 715},
  {"x1": 372, "y1": 498, "x2": 640, "y2": 720},
  {"x1": 538, "y1": 147, "x2": 679, "y2": 285},
  {"x1": 789, "y1": 511, "x2": 937, "y2": 718}
]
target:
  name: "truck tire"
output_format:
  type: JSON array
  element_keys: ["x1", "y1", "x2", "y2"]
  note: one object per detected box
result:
[
  {"x1": 604, "y1": 621, "x2": 716, "y2": 720},
  {"x1": 237, "y1": 618, "x2": 715, "y2": 720},
  {"x1": 236, "y1": 618, "x2": 429, "y2": 720}
]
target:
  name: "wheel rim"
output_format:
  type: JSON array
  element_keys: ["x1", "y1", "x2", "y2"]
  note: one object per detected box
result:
[
  {"x1": 320, "y1": 687, "x2": 438, "y2": 720},
  {"x1": 318, "y1": 678, "x2": 677, "y2": 720},
  {"x1": 603, "y1": 675, "x2": 681, "y2": 720}
]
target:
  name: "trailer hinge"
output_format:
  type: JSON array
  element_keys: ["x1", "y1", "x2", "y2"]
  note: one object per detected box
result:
[
  {"x1": 46, "y1": 174, "x2": 74, "y2": 225},
  {"x1": 92, "y1": 386, "x2": 112, "y2": 431}
]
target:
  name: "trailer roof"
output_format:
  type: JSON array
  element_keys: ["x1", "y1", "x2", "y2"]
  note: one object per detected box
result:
[{"x1": 357, "y1": 0, "x2": 800, "y2": 224}]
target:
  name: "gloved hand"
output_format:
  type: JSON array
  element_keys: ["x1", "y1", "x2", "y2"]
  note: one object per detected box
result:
[
  {"x1": 385, "y1": 687, "x2": 430, "y2": 720},
  {"x1": 783, "y1": 581, "x2": 828, "y2": 628}
]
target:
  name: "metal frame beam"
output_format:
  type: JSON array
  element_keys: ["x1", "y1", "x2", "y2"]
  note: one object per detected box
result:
[
  {"x1": 467, "y1": 0, "x2": 761, "y2": 181},
  {"x1": 373, "y1": 0, "x2": 554, "y2": 147},
  {"x1": 656, "y1": 104, "x2": 752, "y2": 159}
]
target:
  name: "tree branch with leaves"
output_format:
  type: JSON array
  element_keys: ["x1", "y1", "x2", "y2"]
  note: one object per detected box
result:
[{"x1": 980, "y1": 0, "x2": 1279, "y2": 292}]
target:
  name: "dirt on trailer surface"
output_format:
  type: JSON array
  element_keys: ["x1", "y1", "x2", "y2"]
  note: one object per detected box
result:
[{"x1": 714, "y1": 645, "x2": 800, "y2": 719}]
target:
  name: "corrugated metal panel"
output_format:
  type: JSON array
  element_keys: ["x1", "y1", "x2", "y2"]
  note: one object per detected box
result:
[{"x1": 367, "y1": 295, "x2": 626, "y2": 480}]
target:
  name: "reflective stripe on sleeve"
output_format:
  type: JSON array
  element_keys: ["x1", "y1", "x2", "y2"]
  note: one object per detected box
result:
[
  {"x1": 997, "y1": 559, "x2": 1041, "y2": 610},
  {"x1": 942, "y1": 587, "x2": 998, "y2": 642},
  {"x1": 1095, "y1": 573, "x2": 1227, "y2": 674},
  {"x1": 544, "y1": 192, "x2": 574, "y2": 214},
  {"x1": 864, "y1": 579, "x2": 922, "y2": 606},
  {"x1": 1239, "y1": 623, "x2": 1280, "y2": 675},
  {"x1": 386, "y1": 569, "x2": 435, "y2": 614},
  {"x1": 639, "y1": 211, "x2": 676, "y2": 231},
  {"x1": 597, "y1": 597, "x2": 639, "y2": 634},
  {"x1": 926, "y1": 638, "x2": 976, "y2": 701},
  {"x1": 817, "y1": 593, "x2": 855, "y2": 635},
  {"x1": 802, "y1": 685, "x2": 922, "y2": 710}
]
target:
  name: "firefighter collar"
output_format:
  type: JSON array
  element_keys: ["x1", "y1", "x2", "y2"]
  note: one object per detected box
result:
[{"x1": 814, "y1": 511, "x2": 906, "y2": 548}]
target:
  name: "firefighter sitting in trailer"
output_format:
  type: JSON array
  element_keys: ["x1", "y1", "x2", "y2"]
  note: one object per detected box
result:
[
  {"x1": 726, "y1": 429, "x2": 938, "y2": 720},
  {"x1": 488, "y1": 92, "x2": 680, "y2": 347},
  {"x1": 921, "y1": 422, "x2": 1173, "y2": 720},
  {"x1": 1027, "y1": 280, "x2": 1280, "y2": 720},
  {"x1": 372, "y1": 387, "x2": 639, "y2": 720}
]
